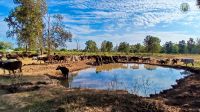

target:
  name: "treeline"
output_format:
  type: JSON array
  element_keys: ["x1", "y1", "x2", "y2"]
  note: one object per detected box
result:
[{"x1": 84, "y1": 35, "x2": 200, "y2": 54}]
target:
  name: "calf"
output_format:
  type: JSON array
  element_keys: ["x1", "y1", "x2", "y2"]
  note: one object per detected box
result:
[
  {"x1": 172, "y1": 59, "x2": 179, "y2": 65},
  {"x1": 181, "y1": 58, "x2": 194, "y2": 66},
  {"x1": 56, "y1": 66, "x2": 69, "y2": 79},
  {"x1": 157, "y1": 59, "x2": 170, "y2": 65}
]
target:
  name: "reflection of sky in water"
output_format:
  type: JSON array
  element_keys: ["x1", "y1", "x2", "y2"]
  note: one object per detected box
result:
[{"x1": 66, "y1": 64, "x2": 189, "y2": 97}]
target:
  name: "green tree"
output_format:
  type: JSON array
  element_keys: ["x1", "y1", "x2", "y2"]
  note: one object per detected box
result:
[
  {"x1": 101, "y1": 40, "x2": 113, "y2": 52},
  {"x1": 45, "y1": 14, "x2": 72, "y2": 55},
  {"x1": 5, "y1": 0, "x2": 47, "y2": 52},
  {"x1": 85, "y1": 40, "x2": 98, "y2": 52},
  {"x1": 118, "y1": 42, "x2": 130, "y2": 53},
  {"x1": 0, "y1": 42, "x2": 13, "y2": 50},
  {"x1": 196, "y1": 38, "x2": 200, "y2": 54},
  {"x1": 172, "y1": 44, "x2": 179, "y2": 54},
  {"x1": 144, "y1": 35, "x2": 161, "y2": 54},
  {"x1": 130, "y1": 43, "x2": 144, "y2": 53},
  {"x1": 187, "y1": 38, "x2": 196, "y2": 54},
  {"x1": 164, "y1": 41, "x2": 173, "y2": 54},
  {"x1": 178, "y1": 40, "x2": 187, "y2": 54}
]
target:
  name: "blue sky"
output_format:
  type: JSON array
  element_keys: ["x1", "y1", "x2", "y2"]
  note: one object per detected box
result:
[{"x1": 1, "y1": 0, "x2": 200, "y2": 49}]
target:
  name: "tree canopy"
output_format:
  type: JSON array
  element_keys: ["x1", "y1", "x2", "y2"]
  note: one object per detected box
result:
[
  {"x1": 5, "y1": 0, "x2": 47, "y2": 51},
  {"x1": 85, "y1": 40, "x2": 98, "y2": 52},
  {"x1": 144, "y1": 35, "x2": 161, "y2": 54},
  {"x1": 118, "y1": 42, "x2": 130, "y2": 53},
  {"x1": 101, "y1": 40, "x2": 113, "y2": 52}
]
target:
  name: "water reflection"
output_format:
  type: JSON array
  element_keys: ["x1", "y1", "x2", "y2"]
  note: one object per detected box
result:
[
  {"x1": 130, "y1": 64, "x2": 140, "y2": 69},
  {"x1": 96, "y1": 63, "x2": 128, "y2": 72},
  {"x1": 144, "y1": 65, "x2": 157, "y2": 71},
  {"x1": 61, "y1": 64, "x2": 190, "y2": 97}
]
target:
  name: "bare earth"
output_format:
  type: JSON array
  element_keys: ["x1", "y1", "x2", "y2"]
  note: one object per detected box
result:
[{"x1": 0, "y1": 58, "x2": 200, "y2": 112}]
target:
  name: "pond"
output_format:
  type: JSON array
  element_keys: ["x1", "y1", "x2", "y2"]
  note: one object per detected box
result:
[{"x1": 61, "y1": 63, "x2": 190, "y2": 97}]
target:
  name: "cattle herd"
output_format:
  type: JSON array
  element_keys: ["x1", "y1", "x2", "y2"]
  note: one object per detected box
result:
[
  {"x1": 92, "y1": 55, "x2": 194, "y2": 66},
  {"x1": 0, "y1": 52, "x2": 195, "y2": 76}
]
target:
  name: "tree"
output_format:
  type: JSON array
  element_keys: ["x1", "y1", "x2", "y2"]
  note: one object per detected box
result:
[
  {"x1": 0, "y1": 42, "x2": 12, "y2": 50},
  {"x1": 130, "y1": 43, "x2": 144, "y2": 53},
  {"x1": 118, "y1": 42, "x2": 130, "y2": 53},
  {"x1": 85, "y1": 40, "x2": 98, "y2": 52},
  {"x1": 164, "y1": 41, "x2": 173, "y2": 54},
  {"x1": 113, "y1": 45, "x2": 118, "y2": 52},
  {"x1": 45, "y1": 14, "x2": 72, "y2": 55},
  {"x1": 101, "y1": 40, "x2": 113, "y2": 52},
  {"x1": 196, "y1": 38, "x2": 200, "y2": 54},
  {"x1": 144, "y1": 35, "x2": 161, "y2": 54},
  {"x1": 178, "y1": 40, "x2": 187, "y2": 54},
  {"x1": 172, "y1": 44, "x2": 179, "y2": 54},
  {"x1": 187, "y1": 38, "x2": 196, "y2": 54},
  {"x1": 5, "y1": 0, "x2": 47, "y2": 52}
]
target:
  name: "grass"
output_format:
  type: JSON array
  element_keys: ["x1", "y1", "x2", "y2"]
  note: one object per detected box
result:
[{"x1": 19, "y1": 93, "x2": 164, "y2": 112}]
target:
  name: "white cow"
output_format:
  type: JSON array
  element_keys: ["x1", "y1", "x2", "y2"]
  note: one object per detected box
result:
[{"x1": 181, "y1": 58, "x2": 194, "y2": 66}]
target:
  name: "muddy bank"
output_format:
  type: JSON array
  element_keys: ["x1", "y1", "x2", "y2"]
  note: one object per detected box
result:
[{"x1": 151, "y1": 73, "x2": 200, "y2": 112}]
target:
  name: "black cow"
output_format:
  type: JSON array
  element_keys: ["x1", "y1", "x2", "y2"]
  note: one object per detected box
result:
[
  {"x1": 6, "y1": 54, "x2": 20, "y2": 60},
  {"x1": 0, "y1": 61, "x2": 22, "y2": 75},
  {"x1": 56, "y1": 66, "x2": 69, "y2": 79},
  {"x1": 129, "y1": 56, "x2": 140, "y2": 62},
  {"x1": 172, "y1": 59, "x2": 179, "y2": 65}
]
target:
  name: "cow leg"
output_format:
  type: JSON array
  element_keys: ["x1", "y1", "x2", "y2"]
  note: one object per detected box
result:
[
  {"x1": 19, "y1": 68, "x2": 22, "y2": 72},
  {"x1": 2, "y1": 69, "x2": 5, "y2": 74},
  {"x1": 12, "y1": 70, "x2": 16, "y2": 77}
]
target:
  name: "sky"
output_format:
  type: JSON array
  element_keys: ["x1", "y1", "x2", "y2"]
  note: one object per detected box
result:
[{"x1": 0, "y1": 0, "x2": 200, "y2": 49}]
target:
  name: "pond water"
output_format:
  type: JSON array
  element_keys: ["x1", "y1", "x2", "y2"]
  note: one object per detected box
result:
[{"x1": 61, "y1": 63, "x2": 190, "y2": 97}]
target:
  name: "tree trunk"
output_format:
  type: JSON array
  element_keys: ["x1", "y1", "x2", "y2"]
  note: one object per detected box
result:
[{"x1": 47, "y1": 15, "x2": 51, "y2": 56}]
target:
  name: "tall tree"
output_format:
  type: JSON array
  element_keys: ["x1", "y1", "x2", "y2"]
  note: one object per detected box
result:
[
  {"x1": 45, "y1": 14, "x2": 72, "y2": 55},
  {"x1": 187, "y1": 38, "x2": 195, "y2": 53},
  {"x1": 164, "y1": 41, "x2": 173, "y2": 54},
  {"x1": 178, "y1": 40, "x2": 187, "y2": 54},
  {"x1": 144, "y1": 35, "x2": 161, "y2": 54},
  {"x1": 196, "y1": 38, "x2": 200, "y2": 54},
  {"x1": 101, "y1": 40, "x2": 113, "y2": 52},
  {"x1": 118, "y1": 42, "x2": 130, "y2": 53},
  {"x1": 85, "y1": 40, "x2": 98, "y2": 52},
  {"x1": 5, "y1": 0, "x2": 47, "y2": 52}
]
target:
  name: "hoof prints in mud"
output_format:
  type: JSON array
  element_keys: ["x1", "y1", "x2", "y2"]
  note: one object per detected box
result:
[{"x1": 0, "y1": 81, "x2": 49, "y2": 93}]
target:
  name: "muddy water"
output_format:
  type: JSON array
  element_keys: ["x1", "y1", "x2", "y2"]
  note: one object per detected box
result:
[{"x1": 61, "y1": 63, "x2": 190, "y2": 97}]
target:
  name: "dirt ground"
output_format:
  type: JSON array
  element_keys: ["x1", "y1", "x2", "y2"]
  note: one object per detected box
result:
[
  {"x1": 0, "y1": 58, "x2": 92, "y2": 77},
  {"x1": 0, "y1": 58, "x2": 200, "y2": 112}
]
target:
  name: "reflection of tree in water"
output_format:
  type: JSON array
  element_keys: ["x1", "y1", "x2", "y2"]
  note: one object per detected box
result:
[
  {"x1": 130, "y1": 64, "x2": 139, "y2": 70},
  {"x1": 144, "y1": 65, "x2": 157, "y2": 71},
  {"x1": 60, "y1": 73, "x2": 78, "y2": 88},
  {"x1": 106, "y1": 75, "x2": 154, "y2": 97},
  {"x1": 96, "y1": 64, "x2": 128, "y2": 73}
]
